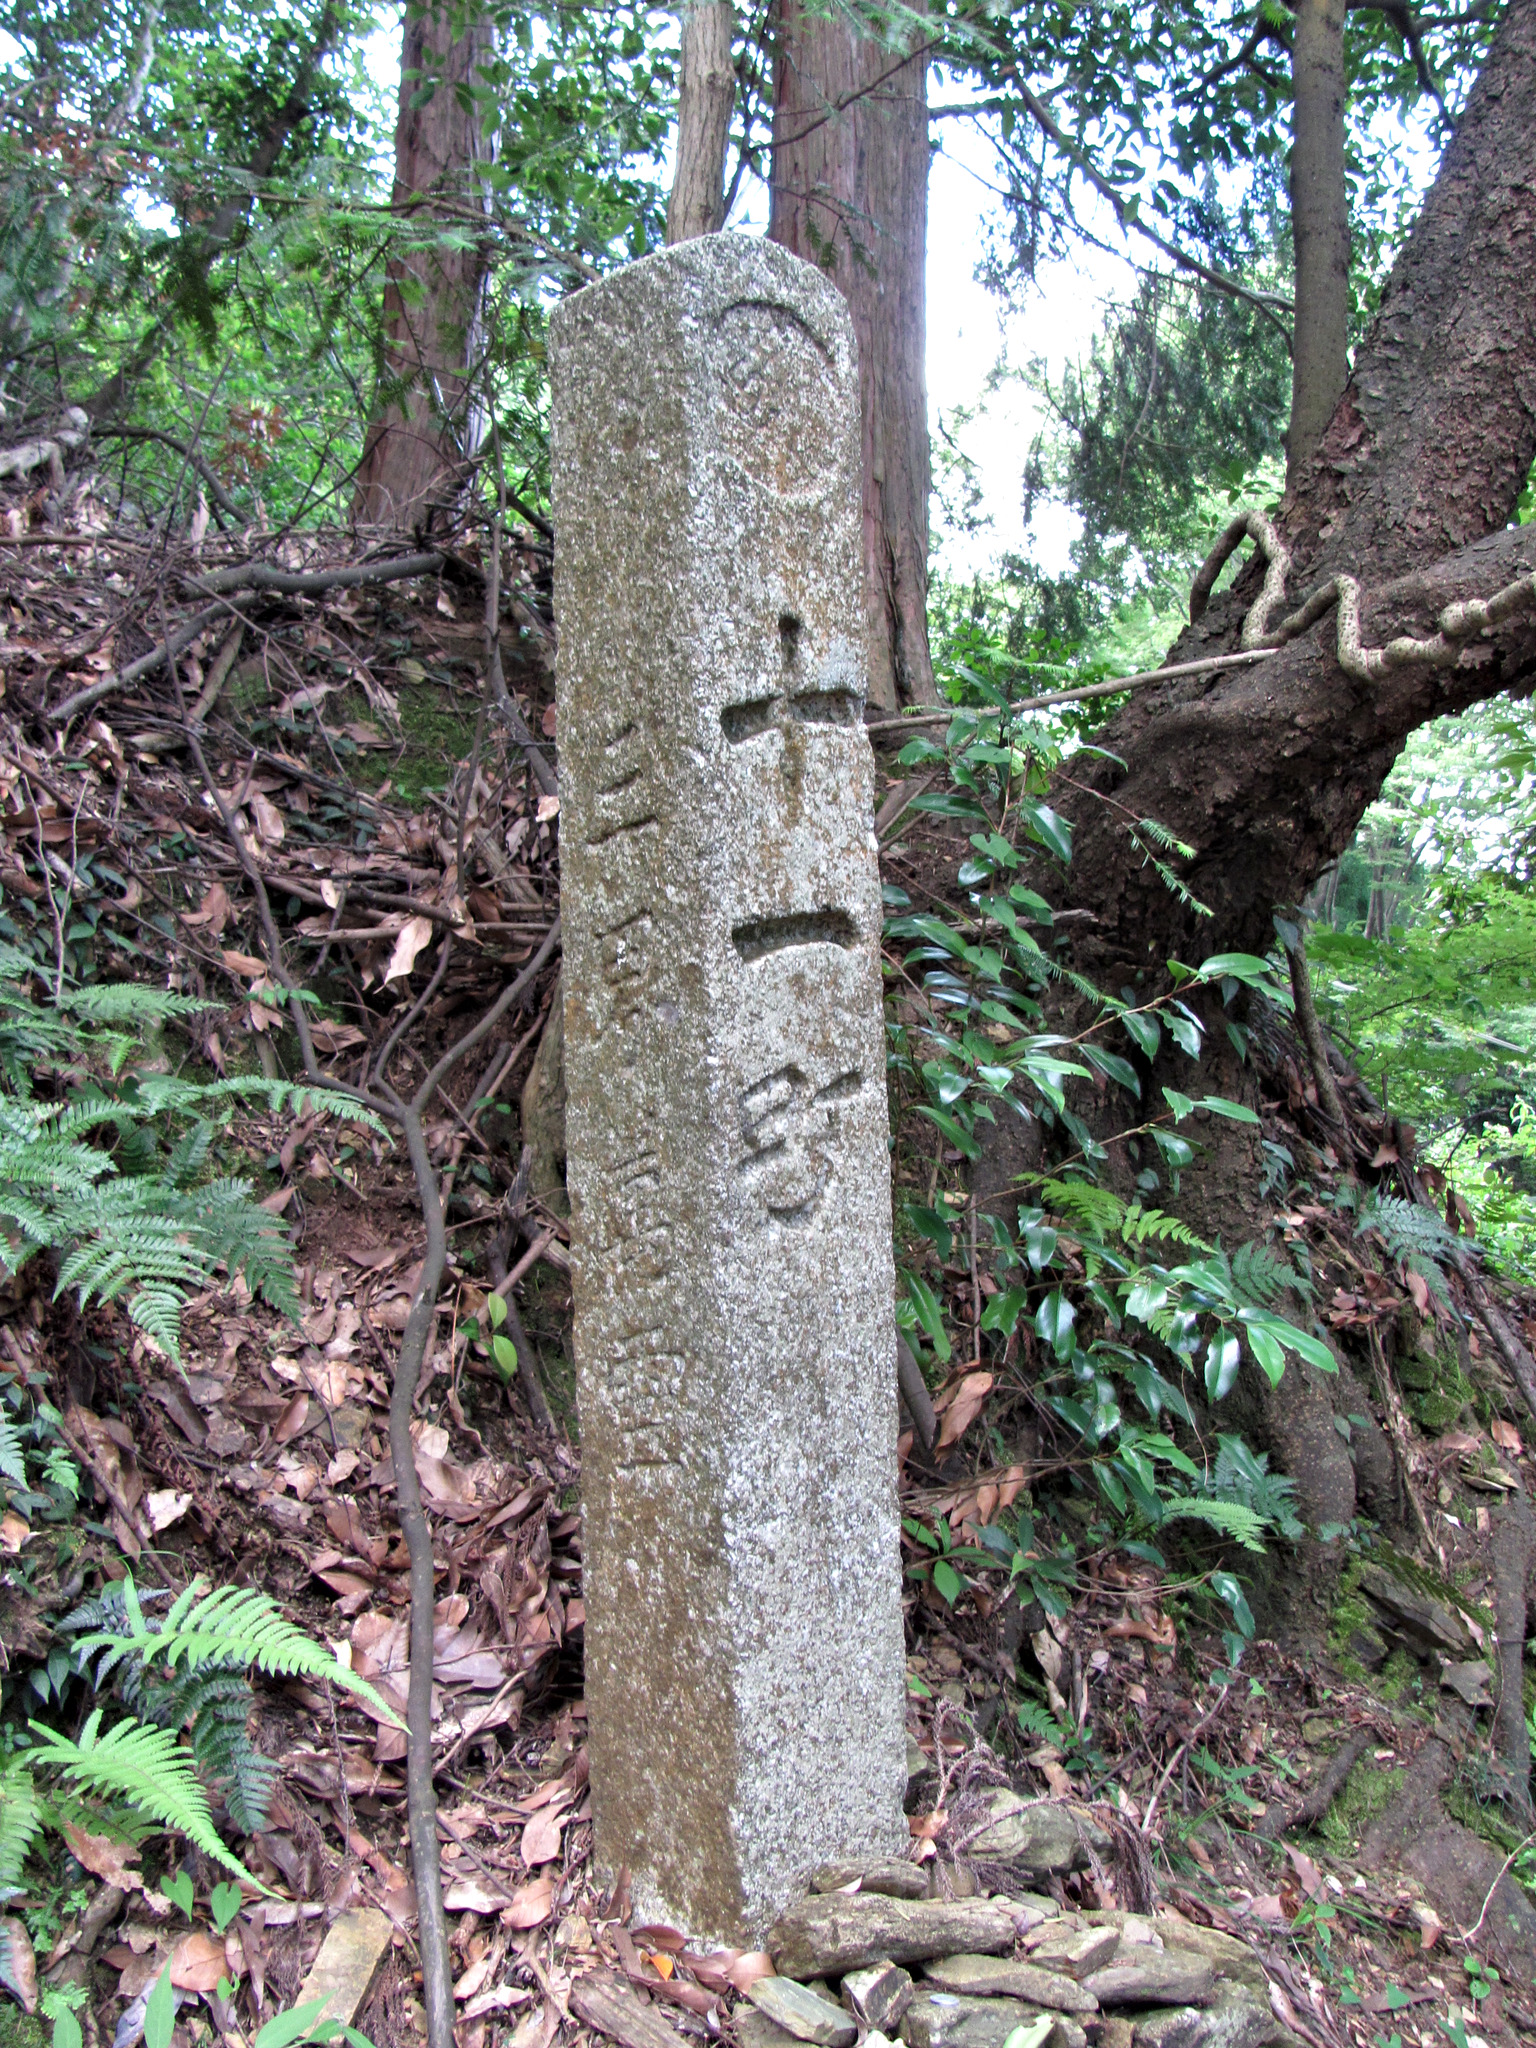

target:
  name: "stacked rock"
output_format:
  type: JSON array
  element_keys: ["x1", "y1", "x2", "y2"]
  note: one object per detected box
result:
[{"x1": 739, "y1": 1801, "x2": 1297, "y2": 2048}]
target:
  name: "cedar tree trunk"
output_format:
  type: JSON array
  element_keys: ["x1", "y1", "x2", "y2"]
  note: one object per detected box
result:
[
  {"x1": 768, "y1": 0, "x2": 937, "y2": 715},
  {"x1": 353, "y1": 3, "x2": 494, "y2": 530},
  {"x1": 668, "y1": 2, "x2": 735, "y2": 242},
  {"x1": 1287, "y1": 0, "x2": 1351, "y2": 481}
]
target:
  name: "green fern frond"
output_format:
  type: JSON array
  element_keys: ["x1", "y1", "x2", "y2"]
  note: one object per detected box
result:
[
  {"x1": 0, "y1": 1756, "x2": 42, "y2": 1898},
  {"x1": 62, "y1": 986, "x2": 209, "y2": 1027},
  {"x1": 1406, "y1": 1250, "x2": 1452, "y2": 1307},
  {"x1": 1230, "y1": 1238, "x2": 1308, "y2": 1307},
  {"x1": 0, "y1": 1411, "x2": 26, "y2": 1488},
  {"x1": 1121, "y1": 1203, "x2": 1208, "y2": 1249},
  {"x1": 26, "y1": 1712, "x2": 256, "y2": 1883},
  {"x1": 80, "y1": 1578, "x2": 402, "y2": 1726},
  {"x1": 1159, "y1": 1497, "x2": 1269, "y2": 1551},
  {"x1": 1357, "y1": 1191, "x2": 1466, "y2": 1265},
  {"x1": 1042, "y1": 1178, "x2": 1127, "y2": 1239},
  {"x1": 175, "y1": 1671, "x2": 279, "y2": 1834}
]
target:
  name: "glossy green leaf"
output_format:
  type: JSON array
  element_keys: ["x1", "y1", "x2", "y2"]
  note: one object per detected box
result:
[{"x1": 1035, "y1": 1290, "x2": 1077, "y2": 1359}]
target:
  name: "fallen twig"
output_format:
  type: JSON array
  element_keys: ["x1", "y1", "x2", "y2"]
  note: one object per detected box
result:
[{"x1": 1256, "y1": 1727, "x2": 1372, "y2": 1839}]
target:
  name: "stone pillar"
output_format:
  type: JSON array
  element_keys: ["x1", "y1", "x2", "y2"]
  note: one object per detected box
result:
[{"x1": 549, "y1": 235, "x2": 906, "y2": 1944}]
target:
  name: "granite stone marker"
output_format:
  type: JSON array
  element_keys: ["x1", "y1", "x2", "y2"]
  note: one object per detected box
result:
[{"x1": 549, "y1": 235, "x2": 906, "y2": 1941}]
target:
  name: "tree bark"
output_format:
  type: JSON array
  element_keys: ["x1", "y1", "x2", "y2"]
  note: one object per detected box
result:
[
  {"x1": 353, "y1": 3, "x2": 495, "y2": 531},
  {"x1": 667, "y1": 2, "x2": 735, "y2": 243},
  {"x1": 1287, "y1": 0, "x2": 1351, "y2": 482},
  {"x1": 768, "y1": 0, "x2": 937, "y2": 715},
  {"x1": 1056, "y1": 0, "x2": 1536, "y2": 977}
]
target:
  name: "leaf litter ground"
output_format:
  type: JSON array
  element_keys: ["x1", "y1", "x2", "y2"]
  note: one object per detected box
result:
[{"x1": 1, "y1": 511, "x2": 1536, "y2": 2048}]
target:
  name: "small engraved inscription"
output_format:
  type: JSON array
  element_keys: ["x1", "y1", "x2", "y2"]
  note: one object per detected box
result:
[
  {"x1": 737, "y1": 1063, "x2": 864, "y2": 1226},
  {"x1": 712, "y1": 301, "x2": 841, "y2": 496},
  {"x1": 588, "y1": 722, "x2": 659, "y2": 847},
  {"x1": 732, "y1": 908, "x2": 857, "y2": 961}
]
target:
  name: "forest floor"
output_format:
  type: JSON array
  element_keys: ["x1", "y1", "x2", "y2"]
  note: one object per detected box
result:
[{"x1": 3, "y1": 506, "x2": 1536, "y2": 2048}]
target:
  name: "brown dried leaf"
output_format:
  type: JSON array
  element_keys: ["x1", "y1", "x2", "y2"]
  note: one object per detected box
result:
[
  {"x1": 934, "y1": 1372, "x2": 993, "y2": 1450},
  {"x1": 500, "y1": 1877, "x2": 554, "y2": 1930},
  {"x1": 384, "y1": 915, "x2": 435, "y2": 984},
  {"x1": 170, "y1": 1930, "x2": 228, "y2": 1992},
  {"x1": 520, "y1": 1806, "x2": 567, "y2": 1868}
]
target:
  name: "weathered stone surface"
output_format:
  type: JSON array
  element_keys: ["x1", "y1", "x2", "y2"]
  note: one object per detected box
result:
[
  {"x1": 293, "y1": 1907, "x2": 391, "y2": 2029},
  {"x1": 570, "y1": 1973, "x2": 690, "y2": 2048},
  {"x1": 550, "y1": 234, "x2": 904, "y2": 1942},
  {"x1": 1146, "y1": 1921, "x2": 1267, "y2": 1995},
  {"x1": 1020, "y1": 1926, "x2": 1120, "y2": 1980},
  {"x1": 968, "y1": 1793, "x2": 1113, "y2": 1877},
  {"x1": 994, "y1": 1894, "x2": 1058, "y2": 1931},
  {"x1": 738, "y1": 2010, "x2": 802, "y2": 2048},
  {"x1": 1083, "y1": 1956, "x2": 1216, "y2": 2009},
  {"x1": 771, "y1": 1895, "x2": 1016, "y2": 1978},
  {"x1": 843, "y1": 1963, "x2": 915, "y2": 2030},
  {"x1": 748, "y1": 1977, "x2": 857, "y2": 2045},
  {"x1": 901, "y1": 1994, "x2": 1033, "y2": 2048},
  {"x1": 902, "y1": 1996, "x2": 1083, "y2": 2048},
  {"x1": 814, "y1": 1860, "x2": 929, "y2": 1899},
  {"x1": 922, "y1": 1956, "x2": 1097, "y2": 2013},
  {"x1": 1132, "y1": 1994, "x2": 1298, "y2": 2048},
  {"x1": 1356, "y1": 1563, "x2": 1471, "y2": 1658}
]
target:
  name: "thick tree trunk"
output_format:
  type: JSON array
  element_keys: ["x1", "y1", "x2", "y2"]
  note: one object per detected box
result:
[
  {"x1": 353, "y1": 4, "x2": 495, "y2": 531},
  {"x1": 668, "y1": 2, "x2": 735, "y2": 243},
  {"x1": 768, "y1": 0, "x2": 936, "y2": 715},
  {"x1": 1286, "y1": 0, "x2": 1350, "y2": 481},
  {"x1": 1057, "y1": 0, "x2": 1536, "y2": 978}
]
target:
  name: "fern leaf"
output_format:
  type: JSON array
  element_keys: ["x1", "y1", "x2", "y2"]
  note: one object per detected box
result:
[
  {"x1": 0, "y1": 1756, "x2": 42, "y2": 1898},
  {"x1": 26, "y1": 1712, "x2": 257, "y2": 1883},
  {"x1": 77, "y1": 1579, "x2": 403, "y2": 1726},
  {"x1": 1159, "y1": 1498, "x2": 1269, "y2": 1552},
  {"x1": 0, "y1": 1411, "x2": 25, "y2": 1487}
]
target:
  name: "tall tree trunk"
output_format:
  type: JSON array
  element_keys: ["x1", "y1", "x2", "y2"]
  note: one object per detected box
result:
[
  {"x1": 668, "y1": 2, "x2": 735, "y2": 242},
  {"x1": 1057, "y1": 0, "x2": 1536, "y2": 980},
  {"x1": 353, "y1": 3, "x2": 495, "y2": 531},
  {"x1": 1286, "y1": 0, "x2": 1351, "y2": 483},
  {"x1": 768, "y1": 0, "x2": 937, "y2": 715}
]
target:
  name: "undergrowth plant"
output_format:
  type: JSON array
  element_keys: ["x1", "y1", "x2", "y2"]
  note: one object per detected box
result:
[
  {"x1": 0, "y1": 945, "x2": 383, "y2": 1365},
  {"x1": 0, "y1": 1574, "x2": 401, "y2": 1905},
  {"x1": 886, "y1": 652, "x2": 1338, "y2": 1654}
]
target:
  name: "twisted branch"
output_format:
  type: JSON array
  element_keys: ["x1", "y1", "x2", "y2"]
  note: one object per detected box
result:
[{"x1": 1191, "y1": 508, "x2": 1536, "y2": 680}]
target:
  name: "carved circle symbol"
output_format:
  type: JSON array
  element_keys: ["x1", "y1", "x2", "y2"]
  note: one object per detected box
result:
[{"x1": 712, "y1": 301, "x2": 842, "y2": 497}]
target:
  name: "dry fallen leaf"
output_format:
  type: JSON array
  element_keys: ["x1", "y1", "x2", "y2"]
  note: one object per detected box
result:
[
  {"x1": 535, "y1": 793, "x2": 560, "y2": 824},
  {"x1": 183, "y1": 881, "x2": 231, "y2": 932},
  {"x1": 170, "y1": 1929, "x2": 228, "y2": 1992},
  {"x1": 384, "y1": 915, "x2": 435, "y2": 984},
  {"x1": 443, "y1": 1877, "x2": 513, "y2": 1914},
  {"x1": 0, "y1": 1918, "x2": 38, "y2": 2013},
  {"x1": 62, "y1": 1824, "x2": 144, "y2": 1891},
  {"x1": 146, "y1": 1489, "x2": 193, "y2": 1532},
  {"x1": 500, "y1": 1877, "x2": 554, "y2": 1930},
  {"x1": 934, "y1": 1371, "x2": 994, "y2": 1450},
  {"x1": 0, "y1": 1510, "x2": 31, "y2": 1552},
  {"x1": 1491, "y1": 1418, "x2": 1523, "y2": 1455}
]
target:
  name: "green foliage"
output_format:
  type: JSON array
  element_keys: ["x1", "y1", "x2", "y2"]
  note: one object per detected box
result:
[
  {"x1": 0, "y1": 949, "x2": 380, "y2": 1362},
  {"x1": 74, "y1": 1573, "x2": 401, "y2": 1725},
  {"x1": 27, "y1": 1711, "x2": 253, "y2": 1881},
  {"x1": 887, "y1": 649, "x2": 1333, "y2": 1622},
  {"x1": 1308, "y1": 706, "x2": 1536, "y2": 1283},
  {"x1": 2, "y1": 1569, "x2": 404, "y2": 1907},
  {"x1": 57, "y1": 1587, "x2": 276, "y2": 1834}
]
